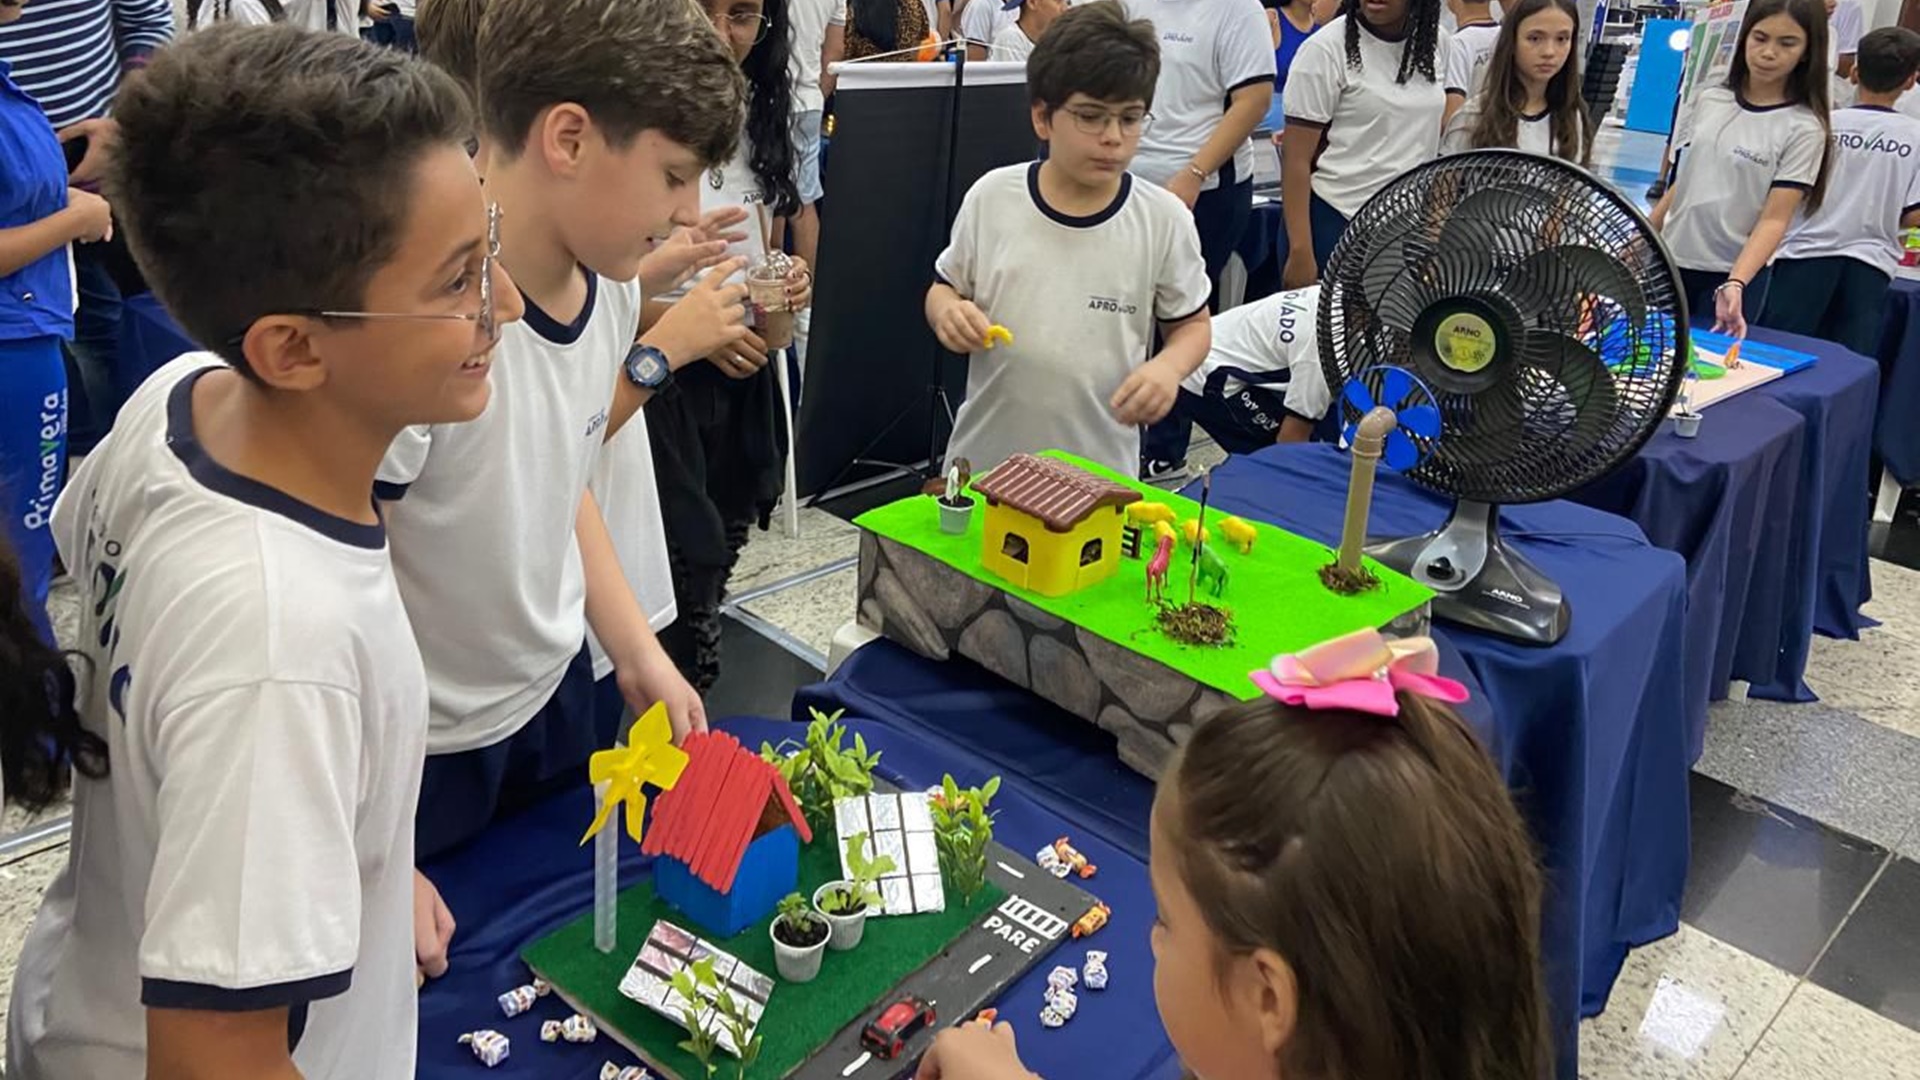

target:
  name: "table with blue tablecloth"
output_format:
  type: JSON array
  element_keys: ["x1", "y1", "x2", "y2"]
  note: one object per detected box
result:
[
  {"x1": 1876, "y1": 277, "x2": 1920, "y2": 486},
  {"x1": 420, "y1": 716, "x2": 1176, "y2": 1080},
  {"x1": 809, "y1": 444, "x2": 1693, "y2": 1080}
]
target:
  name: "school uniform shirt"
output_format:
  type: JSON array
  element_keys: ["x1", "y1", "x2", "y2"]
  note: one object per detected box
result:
[
  {"x1": 1179, "y1": 285, "x2": 1332, "y2": 418},
  {"x1": 1284, "y1": 15, "x2": 1455, "y2": 217},
  {"x1": 961, "y1": 0, "x2": 1016, "y2": 48},
  {"x1": 0, "y1": 59, "x2": 73, "y2": 344},
  {"x1": 790, "y1": 0, "x2": 843, "y2": 113},
  {"x1": 7, "y1": 356, "x2": 425, "y2": 1080},
  {"x1": 935, "y1": 163, "x2": 1211, "y2": 475},
  {"x1": 586, "y1": 416, "x2": 677, "y2": 680},
  {"x1": 1664, "y1": 87, "x2": 1826, "y2": 272},
  {"x1": 188, "y1": 0, "x2": 278, "y2": 26},
  {"x1": 1441, "y1": 100, "x2": 1557, "y2": 156},
  {"x1": 1830, "y1": 0, "x2": 1863, "y2": 106},
  {"x1": 1121, "y1": 0, "x2": 1277, "y2": 191},
  {"x1": 1777, "y1": 105, "x2": 1920, "y2": 279},
  {"x1": 283, "y1": 0, "x2": 356, "y2": 32},
  {"x1": 0, "y1": 0, "x2": 173, "y2": 130},
  {"x1": 1446, "y1": 20, "x2": 1500, "y2": 100},
  {"x1": 660, "y1": 135, "x2": 769, "y2": 304},
  {"x1": 988, "y1": 19, "x2": 1035, "y2": 60},
  {"x1": 377, "y1": 272, "x2": 641, "y2": 755}
]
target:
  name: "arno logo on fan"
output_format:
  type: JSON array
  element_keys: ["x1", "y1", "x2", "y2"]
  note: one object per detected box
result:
[{"x1": 1434, "y1": 313, "x2": 1496, "y2": 374}]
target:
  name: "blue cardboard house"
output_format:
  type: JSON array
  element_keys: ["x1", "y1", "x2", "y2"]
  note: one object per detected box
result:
[{"x1": 641, "y1": 731, "x2": 814, "y2": 938}]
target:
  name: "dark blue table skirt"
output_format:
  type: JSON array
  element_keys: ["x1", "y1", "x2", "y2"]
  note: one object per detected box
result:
[
  {"x1": 1877, "y1": 278, "x2": 1920, "y2": 486},
  {"x1": 419, "y1": 716, "x2": 1179, "y2": 1080}
]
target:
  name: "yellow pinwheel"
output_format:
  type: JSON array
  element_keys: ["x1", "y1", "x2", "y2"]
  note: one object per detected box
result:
[{"x1": 579, "y1": 700, "x2": 690, "y2": 846}]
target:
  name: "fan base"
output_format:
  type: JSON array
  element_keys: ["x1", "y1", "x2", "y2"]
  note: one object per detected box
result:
[{"x1": 1365, "y1": 500, "x2": 1571, "y2": 646}]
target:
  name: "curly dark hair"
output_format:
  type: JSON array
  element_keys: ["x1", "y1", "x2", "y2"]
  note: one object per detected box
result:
[
  {"x1": 1344, "y1": 0, "x2": 1443, "y2": 84},
  {"x1": 0, "y1": 541, "x2": 105, "y2": 812},
  {"x1": 720, "y1": 0, "x2": 801, "y2": 217}
]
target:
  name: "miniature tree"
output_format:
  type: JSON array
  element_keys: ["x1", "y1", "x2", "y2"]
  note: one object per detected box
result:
[
  {"x1": 713, "y1": 987, "x2": 763, "y2": 1080},
  {"x1": 668, "y1": 958, "x2": 722, "y2": 1078},
  {"x1": 820, "y1": 830, "x2": 897, "y2": 916},
  {"x1": 760, "y1": 708, "x2": 881, "y2": 831},
  {"x1": 930, "y1": 774, "x2": 1000, "y2": 906}
]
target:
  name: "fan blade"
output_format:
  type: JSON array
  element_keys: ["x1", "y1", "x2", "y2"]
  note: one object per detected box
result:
[
  {"x1": 1518, "y1": 331, "x2": 1623, "y2": 448},
  {"x1": 1343, "y1": 380, "x2": 1376, "y2": 414},
  {"x1": 1342, "y1": 420, "x2": 1359, "y2": 448},
  {"x1": 1380, "y1": 367, "x2": 1412, "y2": 407},
  {"x1": 1435, "y1": 185, "x2": 1556, "y2": 260},
  {"x1": 1549, "y1": 245, "x2": 1648, "y2": 329},
  {"x1": 1398, "y1": 403, "x2": 1442, "y2": 439},
  {"x1": 1383, "y1": 431, "x2": 1419, "y2": 471}
]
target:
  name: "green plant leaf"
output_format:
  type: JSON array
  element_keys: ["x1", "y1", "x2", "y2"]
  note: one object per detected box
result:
[{"x1": 982, "y1": 775, "x2": 1001, "y2": 802}]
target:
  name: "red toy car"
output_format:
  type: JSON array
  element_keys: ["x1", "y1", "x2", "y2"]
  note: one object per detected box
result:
[{"x1": 861, "y1": 996, "x2": 938, "y2": 1059}]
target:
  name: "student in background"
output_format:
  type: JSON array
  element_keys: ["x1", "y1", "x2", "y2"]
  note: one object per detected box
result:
[
  {"x1": 844, "y1": 0, "x2": 933, "y2": 59},
  {"x1": 1441, "y1": 0, "x2": 1501, "y2": 122},
  {"x1": 185, "y1": 0, "x2": 283, "y2": 25},
  {"x1": 1764, "y1": 27, "x2": 1920, "y2": 356},
  {"x1": 1442, "y1": 0, "x2": 1591, "y2": 163},
  {"x1": 0, "y1": 0, "x2": 112, "y2": 645},
  {"x1": 0, "y1": 531, "x2": 106, "y2": 815},
  {"x1": 927, "y1": 0, "x2": 1212, "y2": 479},
  {"x1": 1173, "y1": 285, "x2": 1332, "y2": 453},
  {"x1": 1264, "y1": 0, "x2": 1322, "y2": 90},
  {"x1": 962, "y1": 0, "x2": 1017, "y2": 59},
  {"x1": 1652, "y1": 0, "x2": 1830, "y2": 338},
  {"x1": 645, "y1": 0, "x2": 814, "y2": 693},
  {"x1": 990, "y1": 0, "x2": 1065, "y2": 61},
  {"x1": 364, "y1": 0, "x2": 420, "y2": 50},
  {"x1": 282, "y1": 0, "x2": 358, "y2": 33},
  {"x1": 915, "y1": 632, "x2": 1551, "y2": 1080},
  {"x1": 788, "y1": 0, "x2": 841, "y2": 268},
  {"x1": 1280, "y1": 0, "x2": 1452, "y2": 288},
  {"x1": 1830, "y1": 0, "x2": 1863, "y2": 104},
  {"x1": 8, "y1": 27, "x2": 512, "y2": 1078}
]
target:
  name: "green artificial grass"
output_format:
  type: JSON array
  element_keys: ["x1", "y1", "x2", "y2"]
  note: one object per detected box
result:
[
  {"x1": 523, "y1": 835, "x2": 1005, "y2": 1080},
  {"x1": 856, "y1": 451, "x2": 1433, "y2": 700}
]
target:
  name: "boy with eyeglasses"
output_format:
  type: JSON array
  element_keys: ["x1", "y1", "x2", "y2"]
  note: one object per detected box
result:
[
  {"x1": 7, "y1": 26, "x2": 517, "y2": 1080},
  {"x1": 927, "y1": 0, "x2": 1211, "y2": 478}
]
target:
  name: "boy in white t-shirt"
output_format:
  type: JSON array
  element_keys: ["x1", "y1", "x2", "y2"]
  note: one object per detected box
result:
[
  {"x1": 1765, "y1": 26, "x2": 1920, "y2": 355},
  {"x1": 1442, "y1": 0, "x2": 1500, "y2": 122},
  {"x1": 990, "y1": 0, "x2": 1065, "y2": 61},
  {"x1": 7, "y1": 27, "x2": 511, "y2": 1080},
  {"x1": 388, "y1": 0, "x2": 751, "y2": 869},
  {"x1": 963, "y1": 0, "x2": 1020, "y2": 59},
  {"x1": 1175, "y1": 285, "x2": 1332, "y2": 451},
  {"x1": 928, "y1": 0, "x2": 1212, "y2": 477}
]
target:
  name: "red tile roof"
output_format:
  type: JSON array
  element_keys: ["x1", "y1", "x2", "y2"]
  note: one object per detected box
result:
[
  {"x1": 972, "y1": 454, "x2": 1140, "y2": 532},
  {"x1": 641, "y1": 732, "x2": 813, "y2": 893}
]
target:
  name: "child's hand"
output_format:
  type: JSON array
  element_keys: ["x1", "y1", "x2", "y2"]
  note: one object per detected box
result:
[
  {"x1": 915, "y1": 1023, "x2": 1038, "y2": 1080},
  {"x1": 785, "y1": 256, "x2": 814, "y2": 311},
  {"x1": 617, "y1": 647, "x2": 709, "y2": 740},
  {"x1": 413, "y1": 869, "x2": 457, "y2": 981},
  {"x1": 648, "y1": 259, "x2": 750, "y2": 368},
  {"x1": 639, "y1": 228, "x2": 730, "y2": 296},
  {"x1": 1712, "y1": 283, "x2": 1747, "y2": 339},
  {"x1": 56, "y1": 118, "x2": 118, "y2": 187},
  {"x1": 64, "y1": 188, "x2": 112, "y2": 244},
  {"x1": 1111, "y1": 357, "x2": 1182, "y2": 426},
  {"x1": 711, "y1": 327, "x2": 770, "y2": 379},
  {"x1": 933, "y1": 296, "x2": 995, "y2": 355},
  {"x1": 1283, "y1": 248, "x2": 1318, "y2": 290}
]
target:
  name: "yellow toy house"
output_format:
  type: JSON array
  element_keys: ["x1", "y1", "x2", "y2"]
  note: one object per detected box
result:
[{"x1": 970, "y1": 454, "x2": 1140, "y2": 597}]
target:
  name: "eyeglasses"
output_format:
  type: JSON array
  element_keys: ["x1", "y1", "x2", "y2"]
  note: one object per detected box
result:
[
  {"x1": 228, "y1": 203, "x2": 504, "y2": 348},
  {"x1": 709, "y1": 10, "x2": 769, "y2": 45},
  {"x1": 1061, "y1": 107, "x2": 1153, "y2": 137}
]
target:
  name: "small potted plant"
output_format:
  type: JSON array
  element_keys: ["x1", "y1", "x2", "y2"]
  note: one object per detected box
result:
[
  {"x1": 936, "y1": 457, "x2": 975, "y2": 535},
  {"x1": 813, "y1": 830, "x2": 896, "y2": 951},
  {"x1": 769, "y1": 891, "x2": 831, "y2": 983},
  {"x1": 930, "y1": 774, "x2": 1000, "y2": 906}
]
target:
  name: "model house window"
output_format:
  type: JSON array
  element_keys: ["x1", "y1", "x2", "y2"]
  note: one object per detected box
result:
[
  {"x1": 1002, "y1": 533, "x2": 1030, "y2": 564},
  {"x1": 1080, "y1": 538, "x2": 1102, "y2": 566}
]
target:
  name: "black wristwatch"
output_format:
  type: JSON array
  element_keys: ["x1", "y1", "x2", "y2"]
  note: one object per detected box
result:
[{"x1": 623, "y1": 343, "x2": 673, "y2": 392}]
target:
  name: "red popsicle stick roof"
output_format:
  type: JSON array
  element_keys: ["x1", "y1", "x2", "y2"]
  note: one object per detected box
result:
[{"x1": 641, "y1": 731, "x2": 814, "y2": 894}]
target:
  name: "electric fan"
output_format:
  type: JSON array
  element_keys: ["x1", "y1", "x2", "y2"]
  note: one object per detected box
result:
[{"x1": 1319, "y1": 149, "x2": 1689, "y2": 644}]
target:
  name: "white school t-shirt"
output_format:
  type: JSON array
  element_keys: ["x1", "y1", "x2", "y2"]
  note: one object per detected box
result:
[
  {"x1": 378, "y1": 272, "x2": 640, "y2": 754},
  {"x1": 1664, "y1": 88, "x2": 1826, "y2": 272},
  {"x1": 1830, "y1": 0, "x2": 1863, "y2": 105},
  {"x1": 586, "y1": 415, "x2": 678, "y2": 680},
  {"x1": 989, "y1": 19, "x2": 1035, "y2": 61},
  {"x1": 1445, "y1": 20, "x2": 1499, "y2": 98},
  {"x1": 1441, "y1": 101, "x2": 1557, "y2": 156},
  {"x1": 8, "y1": 357, "x2": 424, "y2": 1080},
  {"x1": 283, "y1": 0, "x2": 356, "y2": 32},
  {"x1": 1284, "y1": 15, "x2": 1454, "y2": 217},
  {"x1": 790, "y1": 0, "x2": 843, "y2": 113},
  {"x1": 1777, "y1": 105, "x2": 1920, "y2": 278},
  {"x1": 661, "y1": 136, "x2": 769, "y2": 304},
  {"x1": 1179, "y1": 285, "x2": 1332, "y2": 420},
  {"x1": 961, "y1": 0, "x2": 1017, "y2": 47},
  {"x1": 935, "y1": 163, "x2": 1211, "y2": 475},
  {"x1": 1122, "y1": 0, "x2": 1278, "y2": 191}
]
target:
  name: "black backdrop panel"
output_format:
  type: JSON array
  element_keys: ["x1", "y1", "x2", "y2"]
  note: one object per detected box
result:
[{"x1": 797, "y1": 62, "x2": 1037, "y2": 496}]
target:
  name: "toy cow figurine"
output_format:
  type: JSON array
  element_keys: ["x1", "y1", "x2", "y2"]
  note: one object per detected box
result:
[
  {"x1": 1196, "y1": 546, "x2": 1229, "y2": 598},
  {"x1": 1218, "y1": 516, "x2": 1256, "y2": 555},
  {"x1": 1145, "y1": 533, "x2": 1174, "y2": 605},
  {"x1": 1126, "y1": 501, "x2": 1177, "y2": 528}
]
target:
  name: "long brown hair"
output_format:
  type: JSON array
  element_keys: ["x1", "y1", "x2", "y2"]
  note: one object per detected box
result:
[
  {"x1": 1725, "y1": 0, "x2": 1833, "y2": 211},
  {"x1": 0, "y1": 538, "x2": 106, "y2": 811},
  {"x1": 1164, "y1": 692, "x2": 1551, "y2": 1080},
  {"x1": 1467, "y1": 0, "x2": 1593, "y2": 164}
]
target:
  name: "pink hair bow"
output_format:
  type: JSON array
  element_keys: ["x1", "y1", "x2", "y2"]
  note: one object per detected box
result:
[{"x1": 1249, "y1": 629, "x2": 1470, "y2": 717}]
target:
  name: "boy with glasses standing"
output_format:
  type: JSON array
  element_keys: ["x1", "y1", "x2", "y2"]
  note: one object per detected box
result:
[{"x1": 926, "y1": 0, "x2": 1211, "y2": 479}]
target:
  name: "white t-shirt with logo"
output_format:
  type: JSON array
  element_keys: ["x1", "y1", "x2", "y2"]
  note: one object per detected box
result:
[
  {"x1": 378, "y1": 273, "x2": 641, "y2": 754},
  {"x1": 1180, "y1": 285, "x2": 1332, "y2": 420},
  {"x1": 1284, "y1": 15, "x2": 1454, "y2": 217},
  {"x1": 1830, "y1": 0, "x2": 1863, "y2": 106},
  {"x1": 1778, "y1": 105, "x2": 1920, "y2": 279},
  {"x1": 936, "y1": 163, "x2": 1211, "y2": 475},
  {"x1": 1441, "y1": 102, "x2": 1558, "y2": 156},
  {"x1": 1446, "y1": 20, "x2": 1499, "y2": 97},
  {"x1": 1121, "y1": 0, "x2": 1277, "y2": 191},
  {"x1": 9, "y1": 357, "x2": 424, "y2": 1080},
  {"x1": 660, "y1": 135, "x2": 768, "y2": 304},
  {"x1": 989, "y1": 19, "x2": 1035, "y2": 61},
  {"x1": 789, "y1": 0, "x2": 843, "y2": 113},
  {"x1": 1664, "y1": 87, "x2": 1826, "y2": 272},
  {"x1": 962, "y1": 0, "x2": 1017, "y2": 47}
]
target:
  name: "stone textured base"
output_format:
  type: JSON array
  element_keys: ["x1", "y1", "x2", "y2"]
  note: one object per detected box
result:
[{"x1": 857, "y1": 530, "x2": 1429, "y2": 778}]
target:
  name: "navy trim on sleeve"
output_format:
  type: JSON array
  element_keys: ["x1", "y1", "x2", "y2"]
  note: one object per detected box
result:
[
  {"x1": 1770, "y1": 180, "x2": 1814, "y2": 192},
  {"x1": 372, "y1": 479, "x2": 410, "y2": 501},
  {"x1": 1283, "y1": 115, "x2": 1328, "y2": 131},
  {"x1": 288, "y1": 1003, "x2": 311, "y2": 1053},
  {"x1": 1161, "y1": 300, "x2": 1211, "y2": 324},
  {"x1": 142, "y1": 969, "x2": 353, "y2": 1012},
  {"x1": 1445, "y1": 86, "x2": 1468, "y2": 97},
  {"x1": 1226, "y1": 74, "x2": 1277, "y2": 96},
  {"x1": 933, "y1": 271, "x2": 954, "y2": 288}
]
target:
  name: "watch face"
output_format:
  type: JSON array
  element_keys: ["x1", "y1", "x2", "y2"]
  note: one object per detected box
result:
[{"x1": 630, "y1": 348, "x2": 666, "y2": 386}]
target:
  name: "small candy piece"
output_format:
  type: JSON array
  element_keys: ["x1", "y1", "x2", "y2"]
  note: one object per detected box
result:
[
  {"x1": 1048, "y1": 838, "x2": 1095, "y2": 879},
  {"x1": 561, "y1": 1015, "x2": 599, "y2": 1044},
  {"x1": 531, "y1": 977, "x2": 553, "y2": 997},
  {"x1": 1071, "y1": 901, "x2": 1111, "y2": 939},
  {"x1": 983, "y1": 325, "x2": 1014, "y2": 349},
  {"x1": 1046, "y1": 965, "x2": 1078, "y2": 992},
  {"x1": 600, "y1": 1065, "x2": 652, "y2": 1080},
  {"x1": 459, "y1": 1030, "x2": 510, "y2": 1067},
  {"x1": 541, "y1": 1021, "x2": 564, "y2": 1043},
  {"x1": 1083, "y1": 950, "x2": 1109, "y2": 990},
  {"x1": 1035, "y1": 845, "x2": 1067, "y2": 878},
  {"x1": 1044, "y1": 986, "x2": 1077, "y2": 1016},
  {"x1": 498, "y1": 985, "x2": 540, "y2": 1017},
  {"x1": 1039, "y1": 1005, "x2": 1068, "y2": 1029}
]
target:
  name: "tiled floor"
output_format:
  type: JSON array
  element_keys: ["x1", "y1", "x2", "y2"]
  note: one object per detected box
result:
[{"x1": 8, "y1": 120, "x2": 1919, "y2": 1077}]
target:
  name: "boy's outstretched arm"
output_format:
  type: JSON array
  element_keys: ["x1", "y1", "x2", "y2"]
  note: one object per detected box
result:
[
  {"x1": 576, "y1": 490, "x2": 706, "y2": 739},
  {"x1": 1111, "y1": 309, "x2": 1210, "y2": 426},
  {"x1": 148, "y1": 1008, "x2": 303, "y2": 1080},
  {"x1": 916, "y1": 1022, "x2": 1042, "y2": 1080}
]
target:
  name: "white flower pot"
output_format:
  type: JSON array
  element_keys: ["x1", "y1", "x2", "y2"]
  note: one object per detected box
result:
[
  {"x1": 770, "y1": 915, "x2": 830, "y2": 983},
  {"x1": 813, "y1": 881, "x2": 870, "y2": 951},
  {"x1": 937, "y1": 497, "x2": 975, "y2": 535},
  {"x1": 1673, "y1": 411, "x2": 1702, "y2": 439}
]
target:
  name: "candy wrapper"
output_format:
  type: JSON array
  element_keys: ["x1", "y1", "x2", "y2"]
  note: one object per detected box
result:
[
  {"x1": 600, "y1": 1065, "x2": 651, "y2": 1080},
  {"x1": 1046, "y1": 965, "x2": 1078, "y2": 993},
  {"x1": 1035, "y1": 844, "x2": 1067, "y2": 878},
  {"x1": 541, "y1": 1015, "x2": 598, "y2": 1044},
  {"x1": 1084, "y1": 950, "x2": 1109, "y2": 990},
  {"x1": 1039, "y1": 1004, "x2": 1069, "y2": 1029},
  {"x1": 498, "y1": 977, "x2": 553, "y2": 1017},
  {"x1": 459, "y1": 1030, "x2": 510, "y2": 1067},
  {"x1": 1044, "y1": 985, "x2": 1078, "y2": 1017}
]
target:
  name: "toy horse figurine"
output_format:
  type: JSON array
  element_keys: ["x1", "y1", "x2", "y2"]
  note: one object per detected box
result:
[
  {"x1": 1196, "y1": 545, "x2": 1229, "y2": 598},
  {"x1": 1145, "y1": 533, "x2": 1174, "y2": 604}
]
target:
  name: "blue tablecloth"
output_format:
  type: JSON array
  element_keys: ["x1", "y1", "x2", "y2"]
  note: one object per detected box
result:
[
  {"x1": 1570, "y1": 390, "x2": 1807, "y2": 738},
  {"x1": 419, "y1": 716, "x2": 1176, "y2": 1080},
  {"x1": 1877, "y1": 278, "x2": 1920, "y2": 486}
]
